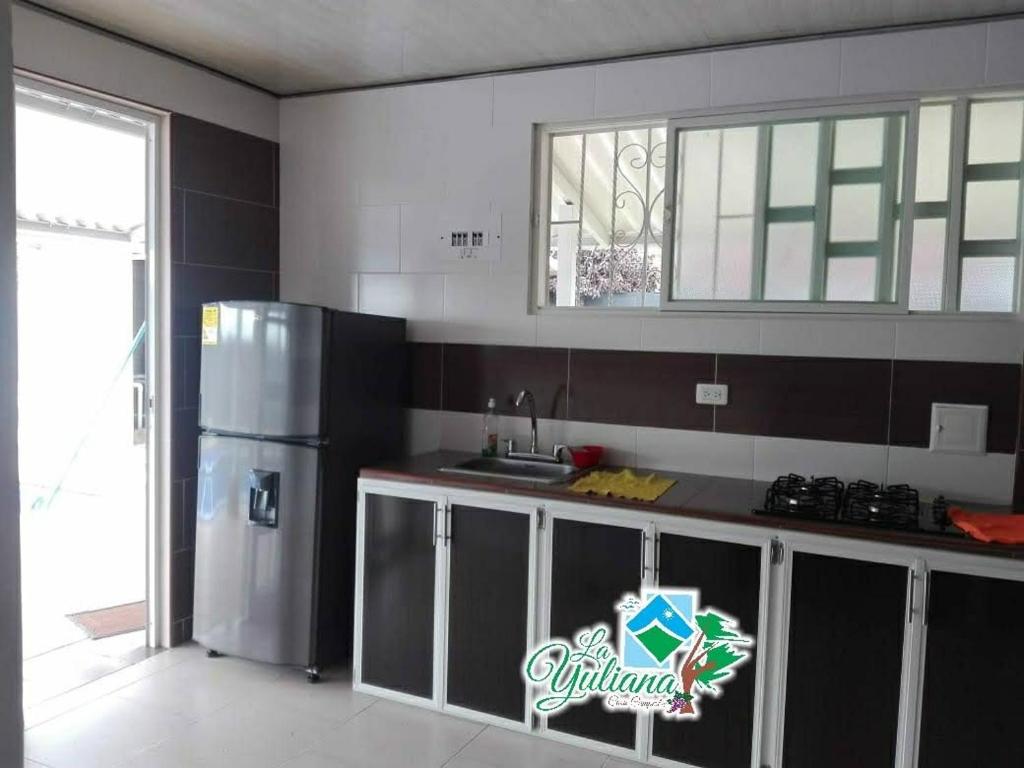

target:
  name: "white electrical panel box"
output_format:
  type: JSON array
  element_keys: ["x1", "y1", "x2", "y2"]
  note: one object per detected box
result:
[
  {"x1": 438, "y1": 211, "x2": 501, "y2": 262},
  {"x1": 929, "y1": 403, "x2": 988, "y2": 455}
]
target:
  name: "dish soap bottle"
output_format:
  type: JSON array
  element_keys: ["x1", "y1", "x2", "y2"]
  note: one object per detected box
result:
[{"x1": 481, "y1": 398, "x2": 498, "y2": 457}]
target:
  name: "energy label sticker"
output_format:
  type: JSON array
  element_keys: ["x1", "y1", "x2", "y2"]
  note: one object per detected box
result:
[{"x1": 201, "y1": 305, "x2": 220, "y2": 346}]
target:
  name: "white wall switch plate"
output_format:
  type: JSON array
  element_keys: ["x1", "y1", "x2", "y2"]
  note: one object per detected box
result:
[
  {"x1": 696, "y1": 383, "x2": 728, "y2": 406},
  {"x1": 929, "y1": 403, "x2": 988, "y2": 455}
]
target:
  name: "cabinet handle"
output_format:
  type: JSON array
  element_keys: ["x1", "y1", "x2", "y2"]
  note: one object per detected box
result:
[
  {"x1": 641, "y1": 531, "x2": 650, "y2": 580},
  {"x1": 654, "y1": 533, "x2": 661, "y2": 580},
  {"x1": 922, "y1": 570, "x2": 931, "y2": 626},
  {"x1": 432, "y1": 503, "x2": 439, "y2": 548},
  {"x1": 906, "y1": 569, "x2": 916, "y2": 623},
  {"x1": 444, "y1": 504, "x2": 452, "y2": 546}
]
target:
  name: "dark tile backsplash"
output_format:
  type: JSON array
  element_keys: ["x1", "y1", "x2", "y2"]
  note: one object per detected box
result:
[
  {"x1": 443, "y1": 343, "x2": 568, "y2": 419},
  {"x1": 169, "y1": 114, "x2": 280, "y2": 646},
  {"x1": 568, "y1": 349, "x2": 715, "y2": 430},
  {"x1": 716, "y1": 354, "x2": 891, "y2": 445},
  {"x1": 170, "y1": 115, "x2": 277, "y2": 206},
  {"x1": 409, "y1": 343, "x2": 443, "y2": 410},
  {"x1": 182, "y1": 191, "x2": 279, "y2": 271},
  {"x1": 412, "y1": 343, "x2": 1022, "y2": 459},
  {"x1": 890, "y1": 360, "x2": 1021, "y2": 453}
]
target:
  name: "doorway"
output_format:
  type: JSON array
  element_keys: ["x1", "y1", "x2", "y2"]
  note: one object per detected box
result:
[{"x1": 14, "y1": 77, "x2": 162, "y2": 707}]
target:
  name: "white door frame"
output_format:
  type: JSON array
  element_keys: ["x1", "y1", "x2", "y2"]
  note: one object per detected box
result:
[{"x1": 12, "y1": 71, "x2": 171, "y2": 649}]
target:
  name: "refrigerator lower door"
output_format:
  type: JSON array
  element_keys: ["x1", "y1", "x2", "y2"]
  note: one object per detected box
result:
[
  {"x1": 194, "y1": 434, "x2": 320, "y2": 666},
  {"x1": 199, "y1": 301, "x2": 325, "y2": 440}
]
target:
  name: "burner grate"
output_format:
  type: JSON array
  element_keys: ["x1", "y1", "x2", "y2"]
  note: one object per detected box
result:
[
  {"x1": 841, "y1": 481, "x2": 920, "y2": 530},
  {"x1": 759, "y1": 474, "x2": 844, "y2": 521}
]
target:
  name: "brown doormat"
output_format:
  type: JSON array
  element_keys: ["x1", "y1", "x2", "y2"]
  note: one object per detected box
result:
[{"x1": 68, "y1": 601, "x2": 146, "y2": 640}]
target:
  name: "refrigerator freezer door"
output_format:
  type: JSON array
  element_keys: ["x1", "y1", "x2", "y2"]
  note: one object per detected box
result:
[
  {"x1": 193, "y1": 434, "x2": 320, "y2": 666},
  {"x1": 199, "y1": 301, "x2": 325, "y2": 439}
]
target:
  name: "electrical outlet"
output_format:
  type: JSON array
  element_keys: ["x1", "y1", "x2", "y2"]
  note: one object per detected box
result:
[{"x1": 696, "y1": 383, "x2": 728, "y2": 406}]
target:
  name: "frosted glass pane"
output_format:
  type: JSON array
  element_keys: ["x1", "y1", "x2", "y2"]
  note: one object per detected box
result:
[
  {"x1": 674, "y1": 129, "x2": 720, "y2": 299},
  {"x1": 764, "y1": 222, "x2": 813, "y2": 300},
  {"x1": 549, "y1": 223, "x2": 579, "y2": 306},
  {"x1": 908, "y1": 217, "x2": 947, "y2": 311},
  {"x1": 833, "y1": 118, "x2": 884, "y2": 169},
  {"x1": 960, "y1": 257, "x2": 1016, "y2": 312},
  {"x1": 714, "y1": 217, "x2": 754, "y2": 300},
  {"x1": 916, "y1": 105, "x2": 952, "y2": 203},
  {"x1": 968, "y1": 100, "x2": 1024, "y2": 165},
  {"x1": 769, "y1": 122, "x2": 818, "y2": 207},
  {"x1": 829, "y1": 184, "x2": 880, "y2": 242},
  {"x1": 719, "y1": 127, "x2": 758, "y2": 216},
  {"x1": 826, "y1": 257, "x2": 877, "y2": 301},
  {"x1": 551, "y1": 135, "x2": 583, "y2": 221},
  {"x1": 963, "y1": 180, "x2": 1020, "y2": 240}
]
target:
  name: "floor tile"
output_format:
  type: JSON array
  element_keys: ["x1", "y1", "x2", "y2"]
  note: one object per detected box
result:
[
  {"x1": 121, "y1": 697, "x2": 339, "y2": 768},
  {"x1": 313, "y1": 700, "x2": 485, "y2": 768},
  {"x1": 113, "y1": 651, "x2": 283, "y2": 719},
  {"x1": 24, "y1": 694, "x2": 192, "y2": 768},
  {"x1": 450, "y1": 725, "x2": 606, "y2": 768}
]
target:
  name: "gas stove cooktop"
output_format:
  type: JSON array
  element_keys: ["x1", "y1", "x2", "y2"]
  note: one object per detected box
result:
[{"x1": 755, "y1": 474, "x2": 950, "y2": 532}]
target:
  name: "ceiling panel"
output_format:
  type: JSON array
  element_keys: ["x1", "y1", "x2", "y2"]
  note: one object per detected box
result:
[{"x1": 26, "y1": 0, "x2": 1024, "y2": 94}]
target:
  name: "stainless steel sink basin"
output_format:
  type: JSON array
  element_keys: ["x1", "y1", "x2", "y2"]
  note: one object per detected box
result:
[{"x1": 439, "y1": 456, "x2": 583, "y2": 485}]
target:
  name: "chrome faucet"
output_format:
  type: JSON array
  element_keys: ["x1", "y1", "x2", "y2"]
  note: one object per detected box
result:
[
  {"x1": 505, "y1": 389, "x2": 567, "y2": 464},
  {"x1": 514, "y1": 389, "x2": 538, "y2": 453}
]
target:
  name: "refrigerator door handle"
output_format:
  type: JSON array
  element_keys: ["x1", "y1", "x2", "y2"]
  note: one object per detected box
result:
[{"x1": 248, "y1": 469, "x2": 280, "y2": 528}]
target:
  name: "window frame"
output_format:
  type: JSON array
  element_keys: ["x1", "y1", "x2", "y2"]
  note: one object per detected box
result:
[
  {"x1": 531, "y1": 118, "x2": 667, "y2": 311},
  {"x1": 659, "y1": 99, "x2": 920, "y2": 314}
]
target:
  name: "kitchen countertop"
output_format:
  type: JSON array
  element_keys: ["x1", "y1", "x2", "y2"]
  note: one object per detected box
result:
[{"x1": 360, "y1": 450, "x2": 1024, "y2": 561}]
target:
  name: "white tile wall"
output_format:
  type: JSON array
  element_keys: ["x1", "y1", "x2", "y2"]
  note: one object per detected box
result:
[
  {"x1": 405, "y1": 408, "x2": 442, "y2": 455},
  {"x1": 358, "y1": 273, "x2": 444, "y2": 341},
  {"x1": 753, "y1": 436, "x2": 889, "y2": 484},
  {"x1": 594, "y1": 54, "x2": 711, "y2": 118},
  {"x1": 443, "y1": 274, "x2": 537, "y2": 346},
  {"x1": 640, "y1": 317, "x2": 760, "y2": 354},
  {"x1": 759, "y1": 319, "x2": 896, "y2": 359},
  {"x1": 711, "y1": 39, "x2": 841, "y2": 107},
  {"x1": 840, "y1": 24, "x2": 988, "y2": 95},
  {"x1": 343, "y1": 205, "x2": 400, "y2": 273},
  {"x1": 635, "y1": 427, "x2": 755, "y2": 479},
  {"x1": 894, "y1": 320, "x2": 1024, "y2": 364},
  {"x1": 492, "y1": 66, "x2": 596, "y2": 124},
  {"x1": 536, "y1": 314, "x2": 643, "y2": 350},
  {"x1": 887, "y1": 446, "x2": 1015, "y2": 504},
  {"x1": 985, "y1": 19, "x2": 1024, "y2": 86}
]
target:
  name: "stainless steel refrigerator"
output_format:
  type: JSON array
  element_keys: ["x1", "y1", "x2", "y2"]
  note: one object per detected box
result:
[{"x1": 193, "y1": 300, "x2": 406, "y2": 679}]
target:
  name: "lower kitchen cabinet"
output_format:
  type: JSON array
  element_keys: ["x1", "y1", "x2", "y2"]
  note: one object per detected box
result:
[
  {"x1": 652, "y1": 534, "x2": 762, "y2": 768},
  {"x1": 546, "y1": 517, "x2": 644, "y2": 750},
  {"x1": 782, "y1": 552, "x2": 908, "y2": 768},
  {"x1": 445, "y1": 503, "x2": 532, "y2": 722},
  {"x1": 917, "y1": 571, "x2": 1024, "y2": 767},
  {"x1": 358, "y1": 493, "x2": 437, "y2": 698}
]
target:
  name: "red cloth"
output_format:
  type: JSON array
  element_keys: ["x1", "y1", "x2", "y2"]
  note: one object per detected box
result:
[{"x1": 949, "y1": 507, "x2": 1024, "y2": 544}]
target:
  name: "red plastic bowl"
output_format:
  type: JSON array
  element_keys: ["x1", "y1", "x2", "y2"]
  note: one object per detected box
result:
[{"x1": 569, "y1": 445, "x2": 604, "y2": 469}]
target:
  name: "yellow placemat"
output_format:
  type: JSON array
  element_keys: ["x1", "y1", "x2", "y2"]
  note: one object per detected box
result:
[{"x1": 569, "y1": 468, "x2": 676, "y2": 502}]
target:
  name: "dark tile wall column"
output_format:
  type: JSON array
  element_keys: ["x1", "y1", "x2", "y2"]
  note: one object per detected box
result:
[{"x1": 169, "y1": 115, "x2": 279, "y2": 645}]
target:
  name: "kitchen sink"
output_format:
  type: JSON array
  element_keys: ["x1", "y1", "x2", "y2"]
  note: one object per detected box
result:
[{"x1": 439, "y1": 456, "x2": 584, "y2": 485}]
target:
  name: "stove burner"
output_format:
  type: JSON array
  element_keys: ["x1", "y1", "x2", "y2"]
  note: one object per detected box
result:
[
  {"x1": 759, "y1": 474, "x2": 844, "y2": 521},
  {"x1": 841, "y1": 481, "x2": 920, "y2": 530}
]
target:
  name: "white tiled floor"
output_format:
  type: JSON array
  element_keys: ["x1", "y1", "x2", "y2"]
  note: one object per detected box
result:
[{"x1": 23, "y1": 643, "x2": 640, "y2": 768}]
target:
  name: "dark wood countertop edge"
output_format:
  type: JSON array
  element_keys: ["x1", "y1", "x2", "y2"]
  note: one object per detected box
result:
[{"x1": 359, "y1": 461, "x2": 1024, "y2": 562}]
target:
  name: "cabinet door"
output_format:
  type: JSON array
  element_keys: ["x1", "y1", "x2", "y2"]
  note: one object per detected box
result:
[
  {"x1": 652, "y1": 534, "x2": 762, "y2": 768},
  {"x1": 918, "y1": 571, "x2": 1024, "y2": 767},
  {"x1": 445, "y1": 503, "x2": 532, "y2": 722},
  {"x1": 547, "y1": 517, "x2": 643, "y2": 750},
  {"x1": 359, "y1": 493, "x2": 437, "y2": 698},
  {"x1": 782, "y1": 552, "x2": 907, "y2": 768}
]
